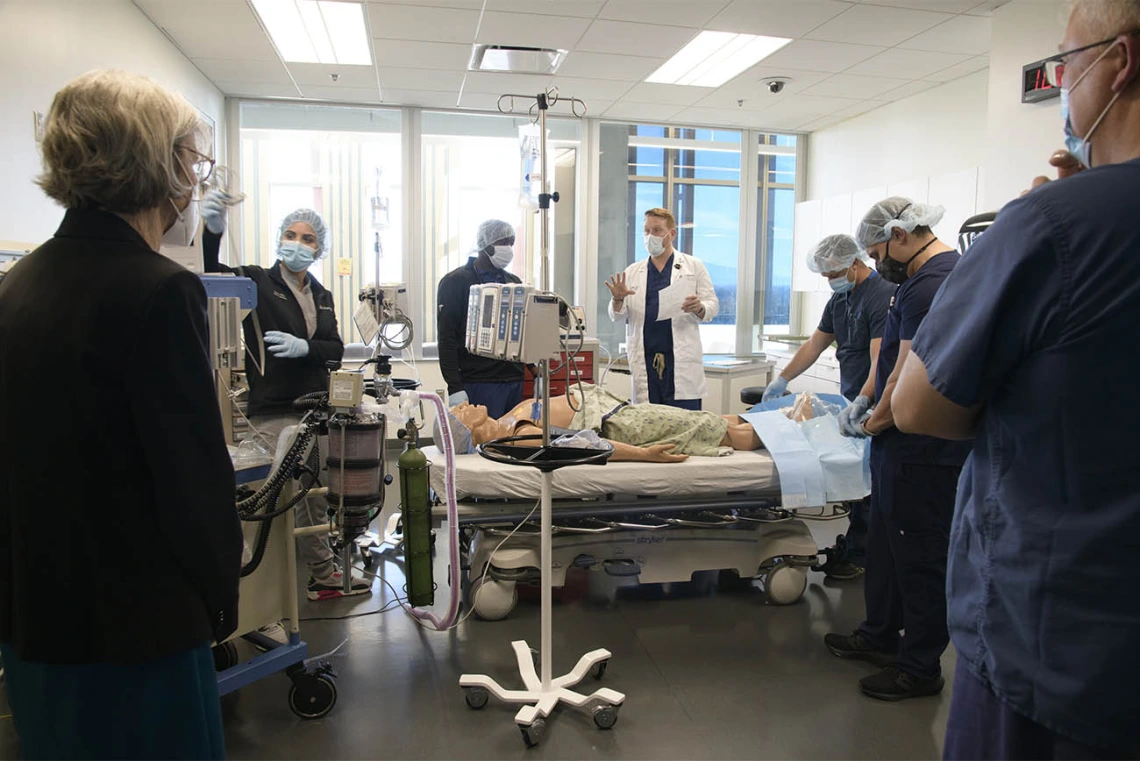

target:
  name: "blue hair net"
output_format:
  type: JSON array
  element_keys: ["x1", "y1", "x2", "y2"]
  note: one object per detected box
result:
[
  {"x1": 807, "y1": 234, "x2": 863, "y2": 273},
  {"x1": 474, "y1": 219, "x2": 515, "y2": 253},
  {"x1": 432, "y1": 408, "x2": 474, "y2": 455},
  {"x1": 856, "y1": 197, "x2": 945, "y2": 249},
  {"x1": 278, "y1": 208, "x2": 330, "y2": 257}
]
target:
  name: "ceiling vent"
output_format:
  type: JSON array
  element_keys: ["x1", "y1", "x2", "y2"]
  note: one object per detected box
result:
[{"x1": 469, "y1": 45, "x2": 567, "y2": 75}]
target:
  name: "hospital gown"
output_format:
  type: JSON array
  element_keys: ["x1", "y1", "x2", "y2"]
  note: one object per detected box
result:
[{"x1": 567, "y1": 384, "x2": 730, "y2": 457}]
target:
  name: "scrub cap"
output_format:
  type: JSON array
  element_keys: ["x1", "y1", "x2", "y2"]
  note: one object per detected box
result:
[
  {"x1": 856, "y1": 197, "x2": 945, "y2": 249},
  {"x1": 474, "y1": 219, "x2": 515, "y2": 253},
  {"x1": 807, "y1": 234, "x2": 863, "y2": 273},
  {"x1": 278, "y1": 208, "x2": 330, "y2": 257},
  {"x1": 432, "y1": 408, "x2": 474, "y2": 455}
]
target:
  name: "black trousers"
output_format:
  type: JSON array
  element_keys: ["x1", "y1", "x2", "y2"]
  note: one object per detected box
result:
[{"x1": 857, "y1": 443, "x2": 961, "y2": 678}]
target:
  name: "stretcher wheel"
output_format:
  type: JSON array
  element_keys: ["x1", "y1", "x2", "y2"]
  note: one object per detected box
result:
[
  {"x1": 471, "y1": 576, "x2": 517, "y2": 621},
  {"x1": 593, "y1": 704, "x2": 619, "y2": 730},
  {"x1": 589, "y1": 660, "x2": 608, "y2": 680},
  {"x1": 763, "y1": 563, "x2": 807, "y2": 605},
  {"x1": 463, "y1": 686, "x2": 489, "y2": 709},
  {"x1": 212, "y1": 641, "x2": 238, "y2": 672},
  {"x1": 519, "y1": 718, "x2": 546, "y2": 748},
  {"x1": 288, "y1": 673, "x2": 337, "y2": 719}
]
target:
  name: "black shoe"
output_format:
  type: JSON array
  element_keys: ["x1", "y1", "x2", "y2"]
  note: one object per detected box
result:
[
  {"x1": 824, "y1": 631, "x2": 896, "y2": 668},
  {"x1": 860, "y1": 665, "x2": 944, "y2": 701},
  {"x1": 824, "y1": 561, "x2": 865, "y2": 580}
]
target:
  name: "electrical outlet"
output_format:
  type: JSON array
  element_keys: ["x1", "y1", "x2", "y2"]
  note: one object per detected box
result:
[{"x1": 33, "y1": 111, "x2": 45, "y2": 143}]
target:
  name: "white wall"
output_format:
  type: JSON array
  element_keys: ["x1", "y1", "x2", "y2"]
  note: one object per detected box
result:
[
  {"x1": 983, "y1": 0, "x2": 1068, "y2": 209},
  {"x1": 0, "y1": 0, "x2": 226, "y2": 246},
  {"x1": 806, "y1": 70, "x2": 990, "y2": 202}
]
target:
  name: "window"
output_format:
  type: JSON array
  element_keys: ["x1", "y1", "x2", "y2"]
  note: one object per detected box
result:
[
  {"x1": 238, "y1": 102, "x2": 402, "y2": 344},
  {"x1": 755, "y1": 133, "x2": 797, "y2": 344}
]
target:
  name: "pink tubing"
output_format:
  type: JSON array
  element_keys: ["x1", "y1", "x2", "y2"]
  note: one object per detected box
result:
[{"x1": 408, "y1": 391, "x2": 460, "y2": 629}]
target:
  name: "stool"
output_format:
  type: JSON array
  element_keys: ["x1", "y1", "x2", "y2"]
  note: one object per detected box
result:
[{"x1": 740, "y1": 387, "x2": 765, "y2": 406}]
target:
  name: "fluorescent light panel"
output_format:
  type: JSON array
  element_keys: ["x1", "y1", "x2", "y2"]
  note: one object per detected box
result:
[
  {"x1": 646, "y1": 31, "x2": 791, "y2": 88},
  {"x1": 251, "y1": 0, "x2": 372, "y2": 66}
]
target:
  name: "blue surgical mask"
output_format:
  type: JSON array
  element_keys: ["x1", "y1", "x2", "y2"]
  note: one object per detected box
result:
[
  {"x1": 1060, "y1": 41, "x2": 1125, "y2": 170},
  {"x1": 829, "y1": 274, "x2": 855, "y2": 294},
  {"x1": 278, "y1": 240, "x2": 316, "y2": 272}
]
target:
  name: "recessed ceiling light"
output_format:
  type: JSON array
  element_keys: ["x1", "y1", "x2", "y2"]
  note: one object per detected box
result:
[
  {"x1": 250, "y1": 0, "x2": 372, "y2": 66},
  {"x1": 646, "y1": 31, "x2": 792, "y2": 88},
  {"x1": 469, "y1": 45, "x2": 567, "y2": 75}
]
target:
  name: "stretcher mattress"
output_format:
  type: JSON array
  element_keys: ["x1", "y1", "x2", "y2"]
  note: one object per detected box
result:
[{"x1": 422, "y1": 447, "x2": 779, "y2": 501}]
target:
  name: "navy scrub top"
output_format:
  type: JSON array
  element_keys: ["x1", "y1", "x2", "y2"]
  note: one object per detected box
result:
[
  {"x1": 818, "y1": 271, "x2": 896, "y2": 401},
  {"x1": 643, "y1": 254, "x2": 675, "y2": 357},
  {"x1": 911, "y1": 160, "x2": 1140, "y2": 753}
]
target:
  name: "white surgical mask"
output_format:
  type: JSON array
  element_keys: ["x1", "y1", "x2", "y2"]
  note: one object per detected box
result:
[
  {"x1": 162, "y1": 195, "x2": 200, "y2": 248},
  {"x1": 490, "y1": 245, "x2": 514, "y2": 269},
  {"x1": 644, "y1": 234, "x2": 666, "y2": 256}
]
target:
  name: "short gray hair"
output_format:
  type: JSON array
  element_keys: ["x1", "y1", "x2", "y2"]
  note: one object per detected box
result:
[
  {"x1": 1073, "y1": 0, "x2": 1140, "y2": 37},
  {"x1": 37, "y1": 70, "x2": 205, "y2": 213}
]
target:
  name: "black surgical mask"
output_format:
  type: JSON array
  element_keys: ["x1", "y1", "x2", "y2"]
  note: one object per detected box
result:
[{"x1": 877, "y1": 237, "x2": 935, "y2": 285}]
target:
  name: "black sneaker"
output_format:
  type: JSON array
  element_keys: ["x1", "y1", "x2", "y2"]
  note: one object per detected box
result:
[
  {"x1": 860, "y1": 665, "x2": 944, "y2": 701},
  {"x1": 824, "y1": 561, "x2": 865, "y2": 580},
  {"x1": 824, "y1": 631, "x2": 896, "y2": 668}
]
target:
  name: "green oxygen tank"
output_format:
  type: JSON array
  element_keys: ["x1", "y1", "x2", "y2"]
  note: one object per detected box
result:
[{"x1": 398, "y1": 425, "x2": 434, "y2": 607}]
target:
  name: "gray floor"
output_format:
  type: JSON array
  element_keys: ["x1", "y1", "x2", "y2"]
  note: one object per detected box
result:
[{"x1": 1, "y1": 517, "x2": 956, "y2": 760}]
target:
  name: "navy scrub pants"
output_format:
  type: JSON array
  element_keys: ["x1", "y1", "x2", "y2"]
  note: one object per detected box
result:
[
  {"x1": 856, "y1": 443, "x2": 960, "y2": 679},
  {"x1": 464, "y1": 380, "x2": 524, "y2": 419},
  {"x1": 843, "y1": 495, "x2": 871, "y2": 565}
]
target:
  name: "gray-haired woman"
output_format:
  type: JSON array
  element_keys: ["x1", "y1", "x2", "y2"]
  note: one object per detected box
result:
[{"x1": 0, "y1": 70, "x2": 241, "y2": 759}]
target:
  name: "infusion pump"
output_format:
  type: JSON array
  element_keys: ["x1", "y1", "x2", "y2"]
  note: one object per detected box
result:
[{"x1": 465, "y1": 284, "x2": 561, "y2": 364}]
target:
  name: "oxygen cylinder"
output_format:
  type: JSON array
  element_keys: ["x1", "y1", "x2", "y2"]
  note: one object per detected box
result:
[{"x1": 399, "y1": 432, "x2": 434, "y2": 607}]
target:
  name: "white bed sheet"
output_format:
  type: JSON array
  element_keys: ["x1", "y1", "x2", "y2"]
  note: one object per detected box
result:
[{"x1": 423, "y1": 447, "x2": 779, "y2": 501}]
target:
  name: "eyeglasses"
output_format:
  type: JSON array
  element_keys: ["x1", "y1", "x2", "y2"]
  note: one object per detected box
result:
[
  {"x1": 180, "y1": 147, "x2": 215, "y2": 184},
  {"x1": 1042, "y1": 30, "x2": 1139, "y2": 87}
]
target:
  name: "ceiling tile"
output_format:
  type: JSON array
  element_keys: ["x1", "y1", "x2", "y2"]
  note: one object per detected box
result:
[
  {"x1": 598, "y1": 0, "x2": 729, "y2": 28},
  {"x1": 803, "y1": 73, "x2": 912, "y2": 98},
  {"x1": 706, "y1": 0, "x2": 854, "y2": 39},
  {"x1": 366, "y1": 4, "x2": 480, "y2": 44},
  {"x1": 756, "y1": 93, "x2": 863, "y2": 124},
  {"x1": 213, "y1": 80, "x2": 300, "y2": 98},
  {"x1": 831, "y1": 98, "x2": 889, "y2": 120},
  {"x1": 488, "y1": 0, "x2": 606, "y2": 16},
  {"x1": 380, "y1": 89, "x2": 461, "y2": 109},
  {"x1": 462, "y1": 71, "x2": 553, "y2": 95},
  {"x1": 476, "y1": 12, "x2": 592, "y2": 50},
  {"x1": 759, "y1": 39, "x2": 886, "y2": 73},
  {"x1": 621, "y1": 82, "x2": 715, "y2": 106},
  {"x1": 367, "y1": 0, "x2": 484, "y2": 8},
  {"x1": 898, "y1": 14, "x2": 991, "y2": 55},
  {"x1": 878, "y1": 78, "x2": 941, "y2": 100},
  {"x1": 848, "y1": 47, "x2": 970, "y2": 78},
  {"x1": 547, "y1": 77, "x2": 637, "y2": 102},
  {"x1": 286, "y1": 64, "x2": 378, "y2": 88},
  {"x1": 141, "y1": 2, "x2": 280, "y2": 62},
  {"x1": 371, "y1": 40, "x2": 472, "y2": 70},
  {"x1": 555, "y1": 52, "x2": 663, "y2": 81},
  {"x1": 963, "y1": 0, "x2": 1013, "y2": 16},
  {"x1": 576, "y1": 19, "x2": 696, "y2": 57},
  {"x1": 854, "y1": 0, "x2": 979, "y2": 12},
  {"x1": 601, "y1": 101, "x2": 686, "y2": 122},
  {"x1": 753, "y1": 111, "x2": 812, "y2": 131},
  {"x1": 192, "y1": 57, "x2": 293, "y2": 86},
  {"x1": 799, "y1": 114, "x2": 842, "y2": 132},
  {"x1": 922, "y1": 54, "x2": 989, "y2": 82},
  {"x1": 696, "y1": 69, "x2": 832, "y2": 110},
  {"x1": 806, "y1": 4, "x2": 953, "y2": 46},
  {"x1": 374, "y1": 67, "x2": 466, "y2": 92},
  {"x1": 673, "y1": 107, "x2": 770, "y2": 127},
  {"x1": 299, "y1": 85, "x2": 383, "y2": 103}
]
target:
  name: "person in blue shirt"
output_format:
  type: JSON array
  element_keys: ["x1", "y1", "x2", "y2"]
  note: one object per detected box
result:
[
  {"x1": 823, "y1": 198, "x2": 970, "y2": 702},
  {"x1": 893, "y1": 2, "x2": 1140, "y2": 755},
  {"x1": 761, "y1": 234, "x2": 895, "y2": 579}
]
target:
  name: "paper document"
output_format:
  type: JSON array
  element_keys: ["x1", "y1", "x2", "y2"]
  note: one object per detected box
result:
[
  {"x1": 353, "y1": 301, "x2": 381, "y2": 344},
  {"x1": 655, "y1": 278, "x2": 696, "y2": 321}
]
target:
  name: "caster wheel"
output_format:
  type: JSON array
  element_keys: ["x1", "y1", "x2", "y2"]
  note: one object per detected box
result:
[
  {"x1": 470, "y1": 576, "x2": 518, "y2": 621},
  {"x1": 589, "y1": 660, "x2": 608, "y2": 680},
  {"x1": 288, "y1": 673, "x2": 337, "y2": 719},
  {"x1": 593, "y1": 704, "x2": 619, "y2": 730},
  {"x1": 519, "y1": 718, "x2": 546, "y2": 748},
  {"x1": 763, "y1": 563, "x2": 807, "y2": 605},
  {"x1": 463, "y1": 687, "x2": 489, "y2": 710},
  {"x1": 212, "y1": 641, "x2": 238, "y2": 672}
]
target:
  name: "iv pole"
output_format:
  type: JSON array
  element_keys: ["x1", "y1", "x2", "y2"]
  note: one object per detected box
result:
[{"x1": 458, "y1": 88, "x2": 625, "y2": 749}]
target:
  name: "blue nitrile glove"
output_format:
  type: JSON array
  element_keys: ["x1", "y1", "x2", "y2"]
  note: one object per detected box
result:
[
  {"x1": 201, "y1": 188, "x2": 229, "y2": 235},
  {"x1": 838, "y1": 395, "x2": 872, "y2": 436},
  {"x1": 448, "y1": 390, "x2": 469, "y2": 407},
  {"x1": 761, "y1": 376, "x2": 790, "y2": 403},
  {"x1": 264, "y1": 331, "x2": 309, "y2": 359}
]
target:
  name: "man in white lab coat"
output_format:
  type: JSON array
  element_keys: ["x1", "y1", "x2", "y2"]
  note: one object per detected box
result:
[{"x1": 606, "y1": 207, "x2": 718, "y2": 409}]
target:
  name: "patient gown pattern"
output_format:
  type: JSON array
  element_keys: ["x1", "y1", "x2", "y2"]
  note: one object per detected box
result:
[{"x1": 568, "y1": 384, "x2": 730, "y2": 457}]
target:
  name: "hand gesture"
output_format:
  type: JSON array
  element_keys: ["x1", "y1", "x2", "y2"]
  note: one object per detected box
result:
[
  {"x1": 643, "y1": 443, "x2": 688, "y2": 463},
  {"x1": 681, "y1": 295, "x2": 704, "y2": 315},
  {"x1": 606, "y1": 272, "x2": 636, "y2": 301}
]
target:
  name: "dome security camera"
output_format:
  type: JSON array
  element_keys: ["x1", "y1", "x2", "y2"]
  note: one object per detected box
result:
[{"x1": 767, "y1": 79, "x2": 788, "y2": 94}]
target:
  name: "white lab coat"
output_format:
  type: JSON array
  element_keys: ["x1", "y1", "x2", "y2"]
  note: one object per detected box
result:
[{"x1": 608, "y1": 250, "x2": 718, "y2": 404}]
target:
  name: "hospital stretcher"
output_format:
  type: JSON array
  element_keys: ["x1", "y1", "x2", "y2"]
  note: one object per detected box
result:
[{"x1": 423, "y1": 446, "x2": 825, "y2": 619}]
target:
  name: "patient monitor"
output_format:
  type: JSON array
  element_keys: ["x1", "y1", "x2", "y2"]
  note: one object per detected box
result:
[{"x1": 467, "y1": 283, "x2": 560, "y2": 364}]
